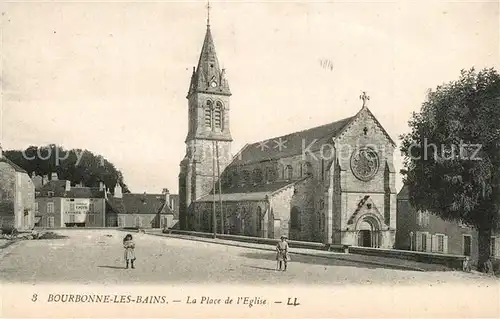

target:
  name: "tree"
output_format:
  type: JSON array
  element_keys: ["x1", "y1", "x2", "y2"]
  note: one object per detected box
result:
[
  {"x1": 400, "y1": 67, "x2": 500, "y2": 272},
  {"x1": 3, "y1": 145, "x2": 130, "y2": 193}
]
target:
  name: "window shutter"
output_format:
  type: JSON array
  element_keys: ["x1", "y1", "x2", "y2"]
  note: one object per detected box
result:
[
  {"x1": 426, "y1": 233, "x2": 432, "y2": 252},
  {"x1": 416, "y1": 231, "x2": 422, "y2": 251},
  {"x1": 443, "y1": 235, "x2": 448, "y2": 254}
]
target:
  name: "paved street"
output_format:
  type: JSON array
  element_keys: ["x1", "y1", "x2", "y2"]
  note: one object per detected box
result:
[{"x1": 0, "y1": 230, "x2": 496, "y2": 285}]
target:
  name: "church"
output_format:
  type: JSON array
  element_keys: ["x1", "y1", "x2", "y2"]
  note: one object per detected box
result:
[{"x1": 178, "y1": 17, "x2": 397, "y2": 249}]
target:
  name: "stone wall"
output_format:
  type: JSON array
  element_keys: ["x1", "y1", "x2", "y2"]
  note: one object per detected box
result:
[
  {"x1": 115, "y1": 213, "x2": 167, "y2": 229},
  {"x1": 18, "y1": 171, "x2": 35, "y2": 230},
  {"x1": 0, "y1": 163, "x2": 16, "y2": 229},
  {"x1": 192, "y1": 200, "x2": 267, "y2": 237},
  {"x1": 333, "y1": 108, "x2": 397, "y2": 248}
]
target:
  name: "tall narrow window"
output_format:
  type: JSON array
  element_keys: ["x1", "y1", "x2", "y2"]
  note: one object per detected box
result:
[
  {"x1": 290, "y1": 207, "x2": 301, "y2": 230},
  {"x1": 205, "y1": 100, "x2": 213, "y2": 127},
  {"x1": 253, "y1": 168, "x2": 263, "y2": 184},
  {"x1": 304, "y1": 162, "x2": 313, "y2": 176},
  {"x1": 286, "y1": 165, "x2": 293, "y2": 180},
  {"x1": 256, "y1": 206, "x2": 262, "y2": 235},
  {"x1": 214, "y1": 101, "x2": 223, "y2": 129}
]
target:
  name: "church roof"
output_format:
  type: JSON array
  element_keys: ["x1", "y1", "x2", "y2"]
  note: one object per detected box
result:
[
  {"x1": 188, "y1": 26, "x2": 230, "y2": 97},
  {"x1": 197, "y1": 192, "x2": 269, "y2": 202},
  {"x1": 397, "y1": 185, "x2": 409, "y2": 200},
  {"x1": 198, "y1": 178, "x2": 308, "y2": 202},
  {"x1": 229, "y1": 116, "x2": 354, "y2": 166}
]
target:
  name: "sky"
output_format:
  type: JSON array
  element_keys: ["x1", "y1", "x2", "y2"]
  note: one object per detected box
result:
[{"x1": 1, "y1": 0, "x2": 499, "y2": 194}]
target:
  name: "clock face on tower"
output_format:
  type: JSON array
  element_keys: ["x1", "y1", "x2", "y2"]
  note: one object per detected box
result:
[
  {"x1": 350, "y1": 148, "x2": 380, "y2": 182},
  {"x1": 210, "y1": 81, "x2": 217, "y2": 88}
]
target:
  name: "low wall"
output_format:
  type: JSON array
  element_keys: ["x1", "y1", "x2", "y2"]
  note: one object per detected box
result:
[
  {"x1": 164, "y1": 229, "x2": 348, "y2": 253},
  {"x1": 349, "y1": 246, "x2": 468, "y2": 270}
]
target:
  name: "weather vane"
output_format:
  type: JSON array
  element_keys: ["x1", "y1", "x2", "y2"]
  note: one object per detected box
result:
[{"x1": 360, "y1": 91, "x2": 370, "y2": 107}]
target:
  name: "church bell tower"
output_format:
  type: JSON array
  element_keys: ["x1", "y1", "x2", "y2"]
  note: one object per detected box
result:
[{"x1": 178, "y1": 7, "x2": 233, "y2": 230}]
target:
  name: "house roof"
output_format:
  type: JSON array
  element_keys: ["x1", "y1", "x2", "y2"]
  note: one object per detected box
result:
[
  {"x1": 107, "y1": 193, "x2": 173, "y2": 215},
  {"x1": 228, "y1": 116, "x2": 353, "y2": 166},
  {"x1": 0, "y1": 157, "x2": 27, "y2": 173},
  {"x1": 36, "y1": 180, "x2": 105, "y2": 199},
  {"x1": 66, "y1": 187, "x2": 105, "y2": 199}
]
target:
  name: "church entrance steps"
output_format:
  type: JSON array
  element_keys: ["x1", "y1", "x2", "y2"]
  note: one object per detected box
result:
[{"x1": 144, "y1": 229, "x2": 454, "y2": 272}]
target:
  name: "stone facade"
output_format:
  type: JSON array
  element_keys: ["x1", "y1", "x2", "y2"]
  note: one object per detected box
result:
[
  {"x1": 179, "y1": 24, "x2": 233, "y2": 230},
  {"x1": 0, "y1": 159, "x2": 35, "y2": 231},
  {"x1": 178, "y1": 24, "x2": 397, "y2": 248}
]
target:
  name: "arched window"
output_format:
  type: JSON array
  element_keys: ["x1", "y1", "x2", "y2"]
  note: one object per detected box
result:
[
  {"x1": 304, "y1": 162, "x2": 313, "y2": 176},
  {"x1": 204, "y1": 100, "x2": 213, "y2": 127},
  {"x1": 286, "y1": 165, "x2": 293, "y2": 180},
  {"x1": 214, "y1": 101, "x2": 223, "y2": 129},
  {"x1": 319, "y1": 199, "x2": 325, "y2": 210},
  {"x1": 266, "y1": 167, "x2": 277, "y2": 182},
  {"x1": 256, "y1": 206, "x2": 263, "y2": 234},
  {"x1": 253, "y1": 168, "x2": 263, "y2": 184},
  {"x1": 242, "y1": 170, "x2": 251, "y2": 184},
  {"x1": 290, "y1": 207, "x2": 301, "y2": 230}
]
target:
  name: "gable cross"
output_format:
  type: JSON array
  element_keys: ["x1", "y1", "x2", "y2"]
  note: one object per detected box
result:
[{"x1": 359, "y1": 91, "x2": 370, "y2": 108}]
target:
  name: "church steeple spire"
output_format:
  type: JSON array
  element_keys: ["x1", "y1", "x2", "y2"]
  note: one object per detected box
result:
[{"x1": 187, "y1": 3, "x2": 231, "y2": 97}]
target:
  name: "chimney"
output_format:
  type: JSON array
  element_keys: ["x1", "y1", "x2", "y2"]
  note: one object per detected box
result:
[
  {"x1": 65, "y1": 180, "x2": 71, "y2": 191},
  {"x1": 51, "y1": 172, "x2": 58, "y2": 181},
  {"x1": 42, "y1": 175, "x2": 49, "y2": 185},
  {"x1": 114, "y1": 183, "x2": 122, "y2": 199},
  {"x1": 99, "y1": 181, "x2": 105, "y2": 191},
  {"x1": 162, "y1": 188, "x2": 170, "y2": 206}
]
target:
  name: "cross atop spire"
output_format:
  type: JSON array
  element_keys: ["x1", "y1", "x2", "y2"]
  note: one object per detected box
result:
[
  {"x1": 206, "y1": 0, "x2": 211, "y2": 27},
  {"x1": 360, "y1": 91, "x2": 370, "y2": 108}
]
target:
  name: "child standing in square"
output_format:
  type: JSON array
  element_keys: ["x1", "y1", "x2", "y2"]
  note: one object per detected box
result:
[{"x1": 123, "y1": 234, "x2": 136, "y2": 269}]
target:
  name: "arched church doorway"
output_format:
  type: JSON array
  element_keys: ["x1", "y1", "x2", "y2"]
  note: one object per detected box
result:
[{"x1": 356, "y1": 217, "x2": 381, "y2": 248}]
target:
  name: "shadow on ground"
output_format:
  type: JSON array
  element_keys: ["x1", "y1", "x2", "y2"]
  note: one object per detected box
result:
[
  {"x1": 38, "y1": 232, "x2": 69, "y2": 240},
  {"x1": 98, "y1": 265, "x2": 126, "y2": 270},
  {"x1": 240, "y1": 251, "x2": 424, "y2": 271}
]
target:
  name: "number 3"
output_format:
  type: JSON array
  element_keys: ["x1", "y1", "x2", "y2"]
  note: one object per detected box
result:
[{"x1": 32, "y1": 294, "x2": 37, "y2": 302}]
